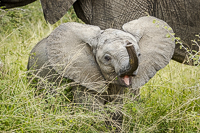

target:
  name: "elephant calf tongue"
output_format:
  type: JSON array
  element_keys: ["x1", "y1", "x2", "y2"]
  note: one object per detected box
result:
[{"x1": 122, "y1": 75, "x2": 130, "y2": 86}]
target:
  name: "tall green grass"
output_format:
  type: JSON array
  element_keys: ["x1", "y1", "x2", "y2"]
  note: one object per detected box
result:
[{"x1": 0, "y1": 1, "x2": 200, "y2": 132}]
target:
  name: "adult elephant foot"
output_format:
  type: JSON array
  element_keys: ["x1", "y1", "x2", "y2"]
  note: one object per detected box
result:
[{"x1": 172, "y1": 42, "x2": 200, "y2": 66}]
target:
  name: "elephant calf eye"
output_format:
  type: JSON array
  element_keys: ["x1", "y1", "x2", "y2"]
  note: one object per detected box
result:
[{"x1": 104, "y1": 55, "x2": 111, "y2": 61}]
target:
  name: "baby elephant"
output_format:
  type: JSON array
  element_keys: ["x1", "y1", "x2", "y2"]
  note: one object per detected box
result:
[{"x1": 27, "y1": 16, "x2": 175, "y2": 131}]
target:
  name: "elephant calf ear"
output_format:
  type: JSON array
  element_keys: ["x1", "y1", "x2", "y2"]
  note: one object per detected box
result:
[
  {"x1": 123, "y1": 16, "x2": 175, "y2": 90},
  {"x1": 46, "y1": 22, "x2": 107, "y2": 93},
  {"x1": 40, "y1": 0, "x2": 76, "y2": 24}
]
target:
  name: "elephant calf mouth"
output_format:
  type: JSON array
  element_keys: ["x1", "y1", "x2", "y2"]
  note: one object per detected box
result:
[
  {"x1": 116, "y1": 42, "x2": 138, "y2": 87},
  {"x1": 119, "y1": 75, "x2": 132, "y2": 87}
]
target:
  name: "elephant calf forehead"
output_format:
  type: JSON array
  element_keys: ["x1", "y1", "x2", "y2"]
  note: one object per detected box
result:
[
  {"x1": 99, "y1": 29, "x2": 137, "y2": 43},
  {"x1": 99, "y1": 40, "x2": 125, "y2": 52},
  {"x1": 99, "y1": 37, "x2": 137, "y2": 50}
]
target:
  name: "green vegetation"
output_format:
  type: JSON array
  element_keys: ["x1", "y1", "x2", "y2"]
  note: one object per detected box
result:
[{"x1": 0, "y1": 1, "x2": 200, "y2": 132}]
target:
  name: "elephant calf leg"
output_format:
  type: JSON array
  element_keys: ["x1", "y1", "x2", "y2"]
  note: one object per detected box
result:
[
  {"x1": 72, "y1": 86, "x2": 106, "y2": 112},
  {"x1": 72, "y1": 85, "x2": 130, "y2": 132},
  {"x1": 104, "y1": 85, "x2": 125, "y2": 132}
]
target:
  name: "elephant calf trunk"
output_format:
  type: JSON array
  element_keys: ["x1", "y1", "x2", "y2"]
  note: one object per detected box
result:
[
  {"x1": 121, "y1": 42, "x2": 139, "y2": 76},
  {"x1": 118, "y1": 42, "x2": 139, "y2": 86}
]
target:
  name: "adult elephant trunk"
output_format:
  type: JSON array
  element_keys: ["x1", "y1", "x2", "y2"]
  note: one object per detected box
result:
[
  {"x1": 0, "y1": 0, "x2": 36, "y2": 9},
  {"x1": 120, "y1": 42, "x2": 139, "y2": 77}
]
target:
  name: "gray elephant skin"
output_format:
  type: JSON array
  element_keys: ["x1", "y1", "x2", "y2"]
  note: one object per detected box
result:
[
  {"x1": 27, "y1": 16, "x2": 175, "y2": 129},
  {"x1": 1, "y1": 0, "x2": 200, "y2": 64}
]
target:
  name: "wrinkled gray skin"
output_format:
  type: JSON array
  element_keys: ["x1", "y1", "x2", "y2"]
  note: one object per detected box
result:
[
  {"x1": 28, "y1": 16, "x2": 175, "y2": 130},
  {"x1": 28, "y1": 22, "x2": 140, "y2": 92},
  {"x1": 1, "y1": 0, "x2": 199, "y2": 65},
  {"x1": 94, "y1": 29, "x2": 140, "y2": 83}
]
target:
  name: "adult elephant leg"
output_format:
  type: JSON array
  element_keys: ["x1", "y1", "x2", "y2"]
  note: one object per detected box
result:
[{"x1": 152, "y1": 0, "x2": 200, "y2": 65}]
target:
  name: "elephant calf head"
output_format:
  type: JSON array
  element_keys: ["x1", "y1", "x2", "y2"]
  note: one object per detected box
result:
[
  {"x1": 28, "y1": 16, "x2": 175, "y2": 93},
  {"x1": 94, "y1": 29, "x2": 140, "y2": 86}
]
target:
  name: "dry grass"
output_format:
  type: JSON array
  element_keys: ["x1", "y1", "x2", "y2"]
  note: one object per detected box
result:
[{"x1": 0, "y1": 1, "x2": 200, "y2": 132}]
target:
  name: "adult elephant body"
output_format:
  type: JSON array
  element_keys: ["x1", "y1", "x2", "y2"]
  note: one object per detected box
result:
[
  {"x1": 73, "y1": 0, "x2": 200, "y2": 64},
  {"x1": 1, "y1": 0, "x2": 199, "y2": 64}
]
